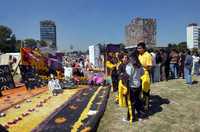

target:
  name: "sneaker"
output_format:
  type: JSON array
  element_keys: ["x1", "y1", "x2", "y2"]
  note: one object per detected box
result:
[
  {"x1": 138, "y1": 118, "x2": 143, "y2": 122},
  {"x1": 122, "y1": 117, "x2": 129, "y2": 123}
]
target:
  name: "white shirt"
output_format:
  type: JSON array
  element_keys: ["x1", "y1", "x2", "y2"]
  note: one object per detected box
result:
[
  {"x1": 151, "y1": 52, "x2": 156, "y2": 66},
  {"x1": 48, "y1": 79, "x2": 62, "y2": 91},
  {"x1": 192, "y1": 55, "x2": 200, "y2": 63},
  {"x1": 64, "y1": 66, "x2": 73, "y2": 79}
]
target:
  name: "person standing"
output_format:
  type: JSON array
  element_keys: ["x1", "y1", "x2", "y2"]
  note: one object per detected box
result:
[
  {"x1": 169, "y1": 49, "x2": 179, "y2": 79},
  {"x1": 149, "y1": 49, "x2": 156, "y2": 83},
  {"x1": 125, "y1": 52, "x2": 144, "y2": 122},
  {"x1": 160, "y1": 49, "x2": 167, "y2": 81},
  {"x1": 106, "y1": 53, "x2": 117, "y2": 91},
  {"x1": 155, "y1": 50, "x2": 162, "y2": 82},
  {"x1": 192, "y1": 52, "x2": 200, "y2": 76},
  {"x1": 8, "y1": 55, "x2": 14, "y2": 72},
  {"x1": 64, "y1": 64, "x2": 73, "y2": 80},
  {"x1": 110, "y1": 53, "x2": 119, "y2": 92},
  {"x1": 179, "y1": 51, "x2": 185, "y2": 79},
  {"x1": 184, "y1": 49, "x2": 193, "y2": 86},
  {"x1": 137, "y1": 42, "x2": 152, "y2": 112},
  {"x1": 118, "y1": 54, "x2": 129, "y2": 107}
]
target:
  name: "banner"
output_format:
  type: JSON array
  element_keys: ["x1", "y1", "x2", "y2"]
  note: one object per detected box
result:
[
  {"x1": 21, "y1": 48, "x2": 49, "y2": 74},
  {"x1": 0, "y1": 65, "x2": 15, "y2": 89},
  {"x1": 19, "y1": 65, "x2": 47, "y2": 89},
  {"x1": 106, "y1": 44, "x2": 120, "y2": 52},
  {"x1": 21, "y1": 48, "x2": 64, "y2": 75}
]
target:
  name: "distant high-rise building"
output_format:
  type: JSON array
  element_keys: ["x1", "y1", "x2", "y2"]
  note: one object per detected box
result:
[
  {"x1": 125, "y1": 17, "x2": 157, "y2": 48},
  {"x1": 40, "y1": 20, "x2": 57, "y2": 49},
  {"x1": 187, "y1": 23, "x2": 200, "y2": 49}
]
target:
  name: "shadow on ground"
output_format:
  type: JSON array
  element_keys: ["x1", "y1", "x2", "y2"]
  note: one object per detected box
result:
[
  {"x1": 148, "y1": 95, "x2": 170, "y2": 116},
  {"x1": 192, "y1": 80, "x2": 198, "y2": 84}
]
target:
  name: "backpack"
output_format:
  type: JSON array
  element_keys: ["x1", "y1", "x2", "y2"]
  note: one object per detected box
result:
[{"x1": 129, "y1": 66, "x2": 141, "y2": 88}]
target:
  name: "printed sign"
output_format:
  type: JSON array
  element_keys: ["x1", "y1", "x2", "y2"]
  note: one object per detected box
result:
[
  {"x1": 19, "y1": 65, "x2": 44, "y2": 89},
  {"x1": 0, "y1": 65, "x2": 15, "y2": 90}
]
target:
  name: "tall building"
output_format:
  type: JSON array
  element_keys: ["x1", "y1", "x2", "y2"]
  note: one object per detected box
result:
[
  {"x1": 125, "y1": 17, "x2": 157, "y2": 48},
  {"x1": 40, "y1": 20, "x2": 57, "y2": 49},
  {"x1": 89, "y1": 45, "x2": 101, "y2": 67},
  {"x1": 187, "y1": 23, "x2": 200, "y2": 49}
]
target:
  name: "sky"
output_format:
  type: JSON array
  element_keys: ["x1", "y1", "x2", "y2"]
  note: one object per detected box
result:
[{"x1": 0, "y1": 0, "x2": 200, "y2": 51}]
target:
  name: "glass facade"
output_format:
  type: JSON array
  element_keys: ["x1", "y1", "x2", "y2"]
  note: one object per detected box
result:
[
  {"x1": 187, "y1": 24, "x2": 200, "y2": 49},
  {"x1": 40, "y1": 20, "x2": 57, "y2": 49}
]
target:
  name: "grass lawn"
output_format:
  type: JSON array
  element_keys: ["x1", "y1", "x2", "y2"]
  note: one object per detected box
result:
[{"x1": 97, "y1": 77, "x2": 200, "y2": 132}]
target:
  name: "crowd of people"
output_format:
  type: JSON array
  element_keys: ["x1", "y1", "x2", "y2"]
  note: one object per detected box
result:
[
  {"x1": 148, "y1": 47, "x2": 199, "y2": 84},
  {"x1": 106, "y1": 42, "x2": 199, "y2": 123},
  {"x1": 63, "y1": 53, "x2": 104, "y2": 79}
]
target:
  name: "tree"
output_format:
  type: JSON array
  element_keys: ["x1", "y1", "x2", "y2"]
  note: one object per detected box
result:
[
  {"x1": 192, "y1": 48, "x2": 199, "y2": 54},
  {"x1": 119, "y1": 43, "x2": 125, "y2": 51},
  {"x1": 0, "y1": 25, "x2": 17, "y2": 52},
  {"x1": 49, "y1": 44, "x2": 56, "y2": 49},
  {"x1": 177, "y1": 42, "x2": 187, "y2": 52},
  {"x1": 0, "y1": 25, "x2": 12, "y2": 42},
  {"x1": 39, "y1": 40, "x2": 48, "y2": 47},
  {"x1": 15, "y1": 40, "x2": 22, "y2": 52},
  {"x1": 9, "y1": 35, "x2": 17, "y2": 52},
  {"x1": 24, "y1": 38, "x2": 37, "y2": 48}
]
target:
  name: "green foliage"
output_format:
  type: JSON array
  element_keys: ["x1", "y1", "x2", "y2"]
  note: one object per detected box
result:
[
  {"x1": 24, "y1": 38, "x2": 37, "y2": 48},
  {"x1": 39, "y1": 40, "x2": 48, "y2": 47},
  {"x1": 0, "y1": 25, "x2": 12, "y2": 42},
  {"x1": 0, "y1": 25, "x2": 17, "y2": 52},
  {"x1": 167, "y1": 42, "x2": 187, "y2": 52},
  {"x1": 192, "y1": 48, "x2": 199, "y2": 54},
  {"x1": 15, "y1": 40, "x2": 22, "y2": 52}
]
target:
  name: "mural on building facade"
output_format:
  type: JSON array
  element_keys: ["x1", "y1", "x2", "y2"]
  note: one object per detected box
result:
[{"x1": 125, "y1": 17, "x2": 156, "y2": 47}]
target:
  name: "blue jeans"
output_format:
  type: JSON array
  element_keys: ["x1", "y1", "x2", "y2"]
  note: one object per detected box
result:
[
  {"x1": 184, "y1": 67, "x2": 192, "y2": 85},
  {"x1": 194, "y1": 63, "x2": 200, "y2": 76},
  {"x1": 154, "y1": 64, "x2": 160, "y2": 82},
  {"x1": 170, "y1": 63, "x2": 178, "y2": 79},
  {"x1": 150, "y1": 66, "x2": 155, "y2": 83}
]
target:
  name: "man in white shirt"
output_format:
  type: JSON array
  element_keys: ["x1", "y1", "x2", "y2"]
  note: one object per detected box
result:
[
  {"x1": 64, "y1": 64, "x2": 73, "y2": 80},
  {"x1": 192, "y1": 53, "x2": 200, "y2": 76}
]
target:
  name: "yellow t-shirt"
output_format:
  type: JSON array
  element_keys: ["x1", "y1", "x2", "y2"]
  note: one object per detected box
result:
[
  {"x1": 106, "y1": 61, "x2": 116, "y2": 69},
  {"x1": 138, "y1": 51, "x2": 152, "y2": 71},
  {"x1": 138, "y1": 51, "x2": 152, "y2": 92}
]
